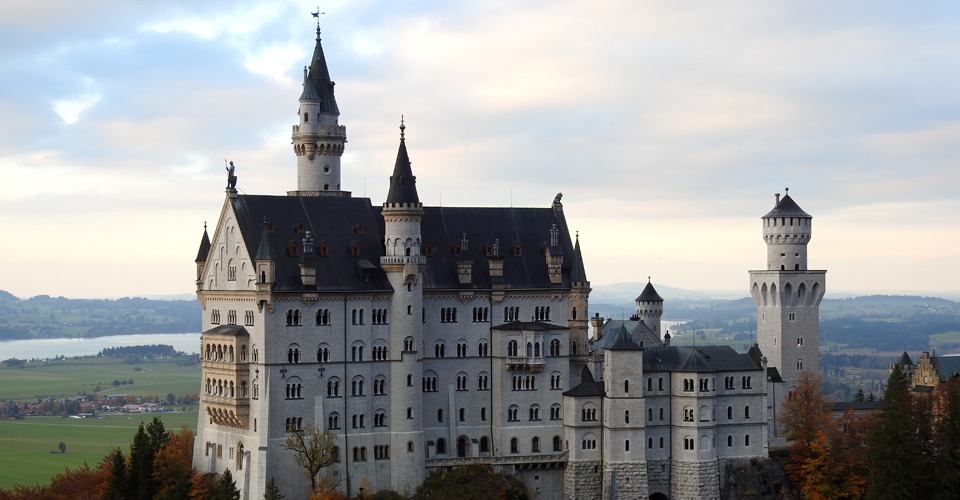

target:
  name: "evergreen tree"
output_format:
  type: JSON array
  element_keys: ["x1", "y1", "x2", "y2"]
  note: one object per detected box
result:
[
  {"x1": 147, "y1": 415, "x2": 169, "y2": 453},
  {"x1": 263, "y1": 477, "x2": 285, "y2": 499},
  {"x1": 866, "y1": 364, "x2": 927, "y2": 499},
  {"x1": 211, "y1": 469, "x2": 241, "y2": 500},
  {"x1": 102, "y1": 448, "x2": 130, "y2": 500},
  {"x1": 129, "y1": 422, "x2": 158, "y2": 500},
  {"x1": 934, "y1": 379, "x2": 960, "y2": 500}
]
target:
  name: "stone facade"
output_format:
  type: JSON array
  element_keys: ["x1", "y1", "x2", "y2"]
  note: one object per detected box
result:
[{"x1": 192, "y1": 24, "x2": 822, "y2": 500}]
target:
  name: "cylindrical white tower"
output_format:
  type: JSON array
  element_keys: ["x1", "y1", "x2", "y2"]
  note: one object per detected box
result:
[{"x1": 290, "y1": 28, "x2": 348, "y2": 196}]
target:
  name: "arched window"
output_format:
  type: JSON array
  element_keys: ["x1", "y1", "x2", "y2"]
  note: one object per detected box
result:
[
  {"x1": 553, "y1": 435, "x2": 562, "y2": 452},
  {"x1": 532, "y1": 437, "x2": 540, "y2": 453},
  {"x1": 510, "y1": 438, "x2": 519, "y2": 454},
  {"x1": 436, "y1": 438, "x2": 447, "y2": 455}
]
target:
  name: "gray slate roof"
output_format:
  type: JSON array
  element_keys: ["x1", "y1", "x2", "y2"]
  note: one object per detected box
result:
[
  {"x1": 593, "y1": 324, "x2": 643, "y2": 350},
  {"x1": 195, "y1": 226, "x2": 211, "y2": 263},
  {"x1": 636, "y1": 280, "x2": 663, "y2": 302},
  {"x1": 227, "y1": 194, "x2": 579, "y2": 293},
  {"x1": 641, "y1": 345, "x2": 764, "y2": 373},
  {"x1": 570, "y1": 237, "x2": 587, "y2": 283},
  {"x1": 897, "y1": 351, "x2": 914, "y2": 366},
  {"x1": 563, "y1": 366, "x2": 605, "y2": 398},
  {"x1": 595, "y1": 319, "x2": 662, "y2": 349},
  {"x1": 385, "y1": 136, "x2": 420, "y2": 205},
  {"x1": 762, "y1": 193, "x2": 811, "y2": 218},
  {"x1": 300, "y1": 33, "x2": 339, "y2": 114},
  {"x1": 933, "y1": 355, "x2": 960, "y2": 381},
  {"x1": 202, "y1": 325, "x2": 249, "y2": 337}
]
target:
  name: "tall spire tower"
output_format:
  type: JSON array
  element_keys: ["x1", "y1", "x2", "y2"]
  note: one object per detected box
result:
[
  {"x1": 749, "y1": 189, "x2": 826, "y2": 436},
  {"x1": 290, "y1": 17, "x2": 348, "y2": 196}
]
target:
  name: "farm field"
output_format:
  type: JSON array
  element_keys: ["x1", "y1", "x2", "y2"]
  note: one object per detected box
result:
[
  {"x1": 0, "y1": 355, "x2": 200, "y2": 401},
  {"x1": 0, "y1": 410, "x2": 198, "y2": 491}
]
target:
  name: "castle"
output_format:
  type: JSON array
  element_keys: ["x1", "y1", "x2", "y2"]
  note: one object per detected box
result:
[{"x1": 192, "y1": 23, "x2": 825, "y2": 500}]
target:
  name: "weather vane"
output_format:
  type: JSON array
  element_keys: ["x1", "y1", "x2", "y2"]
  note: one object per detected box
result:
[{"x1": 311, "y1": 7, "x2": 325, "y2": 36}]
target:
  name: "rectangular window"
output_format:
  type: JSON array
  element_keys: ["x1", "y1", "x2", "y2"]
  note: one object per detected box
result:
[{"x1": 788, "y1": 312, "x2": 796, "y2": 321}]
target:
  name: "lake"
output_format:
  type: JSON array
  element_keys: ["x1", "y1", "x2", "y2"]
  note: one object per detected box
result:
[{"x1": 0, "y1": 333, "x2": 200, "y2": 359}]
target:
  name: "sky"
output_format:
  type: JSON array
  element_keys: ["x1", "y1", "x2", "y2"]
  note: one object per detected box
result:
[{"x1": 1, "y1": 1, "x2": 958, "y2": 299}]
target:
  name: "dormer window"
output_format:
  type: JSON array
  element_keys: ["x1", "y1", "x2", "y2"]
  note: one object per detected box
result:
[
  {"x1": 424, "y1": 244, "x2": 434, "y2": 257},
  {"x1": 355, "y1": 225, "x2": 365, "y2": 234},
  {"x1": 266, "y1": 223, "x2": 275, "y2": 233},
  {"x1": 350, "y1": 244, "x2": 361, "y2": 257},
  {"x1": 294, "y1": 224, "x2": 305, "y2": 234},
  {"x1": 453, "y1": 245, "x2": 461, "y2": 257},
  {"x1": 288, "y1": 243, "x2": 300, "y2": 257},
  {"x1": 513, "y1": 244, "x2": 522, "y2": 257},
  {"x1": 319, "y1": 243, "x2": 329, "y2": 257},
  {"x1": 485, "y1": 245, "x2": 493, "y2": 257}
]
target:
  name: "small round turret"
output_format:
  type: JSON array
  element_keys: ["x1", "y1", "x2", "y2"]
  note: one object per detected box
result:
[{"x1": 635, "y1": 277, "x2": 663, "y2": 336}]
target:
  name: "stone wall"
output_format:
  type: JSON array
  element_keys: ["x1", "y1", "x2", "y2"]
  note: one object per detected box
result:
[
  {"x1": 672, "y1": 459, "x2": 720, "y2": 500},
  {"x1": 721, "y1": 457, "x2": 797, "y2": 500},
  {"x1": 564, "y1": 461, "x2": 601, "y2": 500},
  {"x1": 603, "y1": 462, "x2": 648, "y2": 499}
]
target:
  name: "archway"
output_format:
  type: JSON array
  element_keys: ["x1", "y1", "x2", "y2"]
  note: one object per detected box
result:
[{"x1": 457, "y1": 436, "x2": 469, "y2": 458}]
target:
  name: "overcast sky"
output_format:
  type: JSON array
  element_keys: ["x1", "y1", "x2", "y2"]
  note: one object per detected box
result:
[{"x1": 2, "y1": 1, "x2": 958, "y2": 299}]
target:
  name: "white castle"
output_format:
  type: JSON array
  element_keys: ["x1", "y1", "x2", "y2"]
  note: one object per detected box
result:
[{"x1": 193, "y1": 24, "x2": 825, "y2": 500}]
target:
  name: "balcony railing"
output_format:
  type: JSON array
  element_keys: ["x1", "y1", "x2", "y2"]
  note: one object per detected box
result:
[
  {"x1": 506, "y1": 356, "x2": 546, "y2": 372},
  {"x1": 426, "y1": 451, "x2": 568, "y2": 468}
]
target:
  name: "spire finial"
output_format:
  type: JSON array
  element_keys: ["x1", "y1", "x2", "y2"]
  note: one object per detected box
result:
[
  {"x1": 203, "y1": 221, "x2": 207, "y2": 231},
  {"x1": 648, "y1": 276, "x2": 651, "y2": 283},
  {"x1": 399, "y1": 115, "x2": 406, "y2": 140},
  {"x1": 785, "y1": 187, "x2": 789, "y2": 194},
  {"x1": 575, "y1": 230, "x2": 579, "y2": 241},
  {"x1": 311, "y1": 8, "x2": 324, "y2": 38}
]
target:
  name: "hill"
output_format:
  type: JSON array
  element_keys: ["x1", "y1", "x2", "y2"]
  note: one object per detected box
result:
[{"x1": 0, "y1": 292, "x2": 200, "y2": 341}]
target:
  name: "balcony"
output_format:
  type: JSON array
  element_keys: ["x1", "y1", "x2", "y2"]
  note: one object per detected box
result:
[
  {"x1": 379, "y1": 256, "x2": 427, "y2": 266},
  {"x1": 426, "y1": 451, "x2": 568, "y2": 469},
  {"x1": 506, "y1": 356, "x2": 546, "y2": 373}
]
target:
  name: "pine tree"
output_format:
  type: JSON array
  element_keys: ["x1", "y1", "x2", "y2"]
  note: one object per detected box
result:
[
  {"x1": 866, "y1": 364, "x2": 927, "y2": 499},
  {"x1": 263, "y1": 477, "x2": 285, "y2": 499},
  {"x1": 211, "y1": 469, "x2": 241, "y2": 500},
  {"x1": 129, "y1": 422, "x2": 158, "y2": 500},
  {"x1": 102, "y1": 448, "x2": 130, "y2": 500}
]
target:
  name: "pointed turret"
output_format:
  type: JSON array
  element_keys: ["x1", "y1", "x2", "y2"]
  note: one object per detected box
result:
[
  {"x1": 571, "y1": 235, "x2": 588, "y2": 286},
  {"x1": 290, "y1": 24, "x2": 348, "y2": 196},
  {"x1": 195, "y1": 223, "x2": 211, "y2": 291},
  {"x1": 385, "y1": 121, "x2": 420, "y2": 206},
  {"x1": 254, "y1": 221, "x2": 275, "y2": 311},
  {"x1": 299, "y1": 27, "x2": 339, "y2": 113}
]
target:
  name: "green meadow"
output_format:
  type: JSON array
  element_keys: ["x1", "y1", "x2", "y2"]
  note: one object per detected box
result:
[
  {"x1": 0, "y1": 411, "x2": 198, "y2": 490},
  {"x1": 0, "y1": 355, "x2": 200, "y2": 402}
]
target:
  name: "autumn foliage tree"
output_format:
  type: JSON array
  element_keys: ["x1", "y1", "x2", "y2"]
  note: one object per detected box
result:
[
  {"x1": 282, "y1": 425, "x2": 339, "y2": 492},
  {"x1": 781, "y1": 371, "x2": 868, "y2": 499}
]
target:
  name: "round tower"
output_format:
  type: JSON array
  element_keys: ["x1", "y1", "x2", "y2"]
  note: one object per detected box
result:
[
  {"x1": 762, "y1": 188, "x2": 812, "y2": 271},
  {"x1": 291, "y1": 26, "x2": 348, "y2": 195},
  {"x1": 635, "y1": 278, "x2": 663, "y2": 337},
  {"x1": 749, "y1": 188, "x2": 826, "y2": 439}
]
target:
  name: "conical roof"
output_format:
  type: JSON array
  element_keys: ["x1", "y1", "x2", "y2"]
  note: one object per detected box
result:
[
  {"x1": 571, "y1": 235, "x2": 588, "y2": 283},
  {"x1": 636, "y1": 279, "x2": 663, "y2": 302},
  {"x1": 762, "y1": 193, "x2": 811, "y2": 218},
  {"x1": 385, "y1": 123, "x2": 420, "y2": 205},
  {"x1": 898, "y1": 351, "x2": 914, "y2": 366},
  {"x1": 300, "y1": 29, "x2": 339, "y2": 114},
  {"x1": 255, "y1": 223, "x2": 274, "y2": 261},
  {"x1": 195, "y1": 224, "x2": 211, "y2": 263}
]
